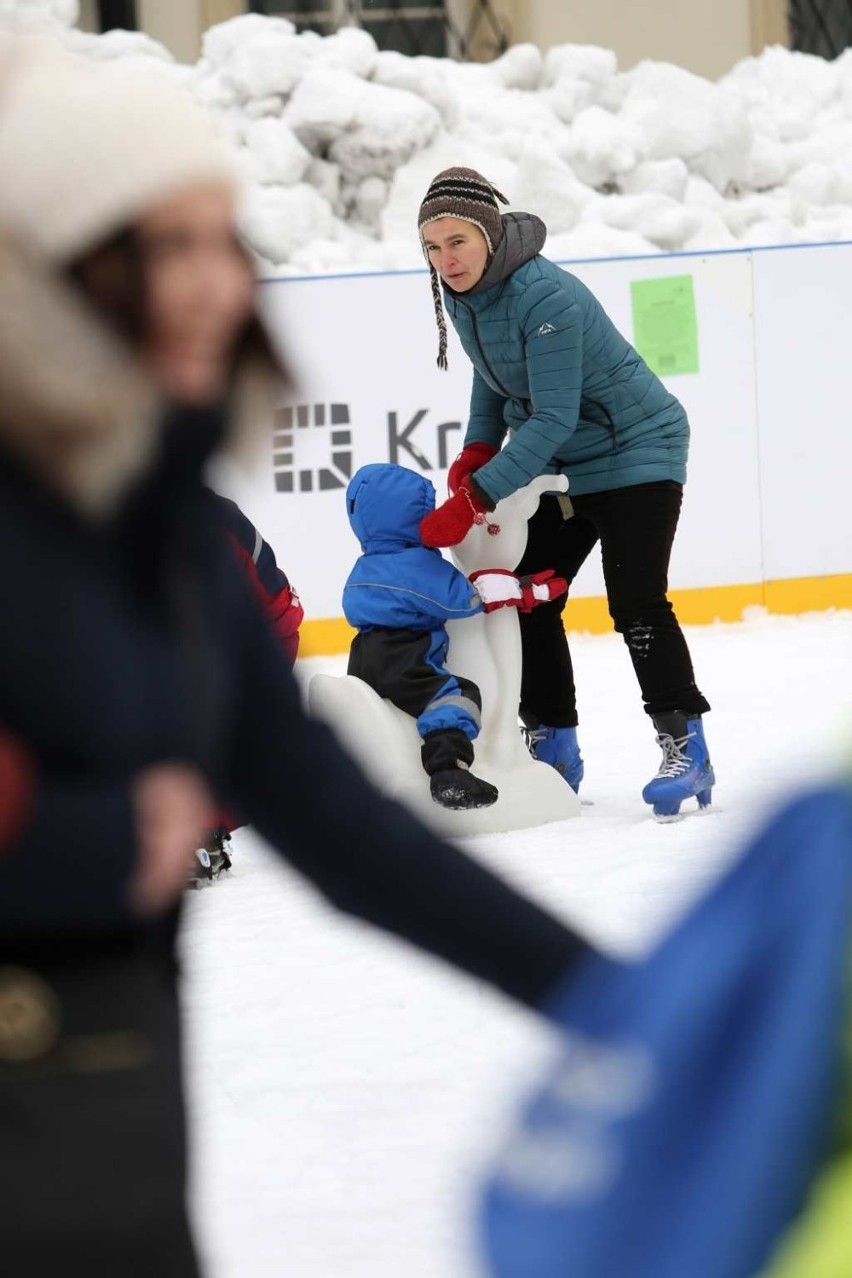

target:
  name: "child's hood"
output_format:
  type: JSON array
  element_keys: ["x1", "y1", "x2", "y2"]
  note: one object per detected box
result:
[{"x1": 346, "y1": 463, "x2": 436, "y2": 552}]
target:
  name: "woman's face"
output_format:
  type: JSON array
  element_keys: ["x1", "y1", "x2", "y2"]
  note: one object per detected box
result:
[
  {"x1": 136, "y1": 184, "x2": 255, "y2": 404},
  {"x1": 422, "y1": 217, "x2": 489, "y2": 292}
]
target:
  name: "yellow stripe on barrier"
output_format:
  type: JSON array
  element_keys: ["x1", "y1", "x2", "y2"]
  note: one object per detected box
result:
[
  {"x1": 297, "y1": 575, "x2": 852, "y2": 658},
  {"x1": 764, "y1": 574, "x2": 852, "y2": 615},
  {"x1": 299, "y1": 617, "x2": 358, "y2": 658}
]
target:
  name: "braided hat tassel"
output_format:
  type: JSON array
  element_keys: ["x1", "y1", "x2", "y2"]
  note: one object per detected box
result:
[{"x1": 429, "y1": 263, "x2": 449, "y2": 371}]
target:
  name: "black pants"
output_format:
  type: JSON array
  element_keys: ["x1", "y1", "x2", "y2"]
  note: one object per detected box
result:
[
  {"x1": 0, "y1": 928, "x2": 199, "y2": 1277},
  {"x1": 349, "y1": 627, "x2": 485, "y2": 775},
  {"x1": 349, "y1": 627, "x2": 482, "y2": 743},
  {"x1": 516, "y1": 483, "x2": 710, "y2": 727}
]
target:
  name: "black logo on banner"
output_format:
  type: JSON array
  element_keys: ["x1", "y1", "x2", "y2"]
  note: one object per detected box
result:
[
  {"x1": 273, "y1": 403, "x2": 353, "y2": 493},
  {"x1": 388, "y1": 411, "x2": 461, "y2": 470},
  {"x1": 272, "y1": 404, "x2": 462, "y2": 493}
]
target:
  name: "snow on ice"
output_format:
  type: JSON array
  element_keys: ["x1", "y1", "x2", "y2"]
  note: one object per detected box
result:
[
  {"x1": 182, "y1": 610, "x2": 852, "y2": 1277},
  {"x1": 6, "y1": 5, "x2": 852, "y2": 272}
]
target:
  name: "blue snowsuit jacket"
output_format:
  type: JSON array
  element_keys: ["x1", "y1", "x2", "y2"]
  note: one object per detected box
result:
[
  {"x1": 444, "y1": 213, "x2": 690, "y2": 502},
  {"x1": 343, "y1": 464, "x2": 482, "y2": 632}
]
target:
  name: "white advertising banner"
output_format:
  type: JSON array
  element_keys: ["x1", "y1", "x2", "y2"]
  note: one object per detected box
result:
[
  {"x1": 219, "y1": 269, "x2": 476, "y2": 621},
  {"x1": 214, "y1": 242, "x2": 848, "y2": 631},
  {"x1": 565, "y1": 251, "x2": 761, "y2": 596},
  {"x1": 752, "y1": 242, "x2": 852, "y2": 582}
]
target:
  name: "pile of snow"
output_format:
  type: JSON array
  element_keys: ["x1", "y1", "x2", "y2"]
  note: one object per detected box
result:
[
  {"x1": 5, "y1": 5, "x2": 852, "y2": 273},
  {"x1": 0, "y1": 0, "x2": 77, "y2": 26}
]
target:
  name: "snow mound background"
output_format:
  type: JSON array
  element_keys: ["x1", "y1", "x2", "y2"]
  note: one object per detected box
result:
[{"x1": 5, "y1": 5, "x2": 852, "y2": 273}]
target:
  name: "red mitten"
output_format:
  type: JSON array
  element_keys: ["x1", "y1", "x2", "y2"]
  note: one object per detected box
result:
[
  {"x1": 518, "y1": 569, "x2": 570, "y2": 612},
  {"x1": 420, "y1": 481, "x2": 491, "y2": 549},
  {"x1": 469, "y1": 568, "x2": 523, "y2": 613},
  {"x1": 265, "y1": 584, "x2": 304, "y2": 669},
  {"x1": 448, "y1": 441, "x2": 499, "y2": 494}
]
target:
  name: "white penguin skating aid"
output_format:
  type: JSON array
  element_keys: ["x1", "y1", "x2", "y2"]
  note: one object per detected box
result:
[{"x1": 309, "y1": 475, "x2": 580, "y2": 836}]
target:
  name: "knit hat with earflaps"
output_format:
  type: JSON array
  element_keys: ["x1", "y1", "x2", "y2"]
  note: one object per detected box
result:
[
  {"x1": 0, "y1": 39, "x2": 285, "y2": 518},
  {"x1": 417, "y1": 167, "x2": 509, "y2": 370},
  {"x1": 0, "y1": 38, "x2": 237, "y2": 264}
]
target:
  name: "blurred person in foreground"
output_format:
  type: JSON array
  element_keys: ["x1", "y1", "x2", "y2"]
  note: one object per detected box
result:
[
  {"x1": 481, "y1": 774, "x2": 852, "y2": 1277},
  {"x1": 0, "y1": 43, "x2": 597, "y2": 1276}
]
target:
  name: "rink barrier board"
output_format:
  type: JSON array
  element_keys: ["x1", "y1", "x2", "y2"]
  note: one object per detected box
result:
[
  {"x1": 219, "y1": 240, "x2": 852, "y2": 641},
  {"x1": 263, "y1": 236, "x2": 852, "y2": 286},
  {"x1": 296, "y1": 573, "x2": 852, "y2": 658}
]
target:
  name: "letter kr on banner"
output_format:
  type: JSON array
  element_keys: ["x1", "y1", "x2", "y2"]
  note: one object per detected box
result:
[{"x1": 272, "y1": 403, "x2": 463, "y2": 494}]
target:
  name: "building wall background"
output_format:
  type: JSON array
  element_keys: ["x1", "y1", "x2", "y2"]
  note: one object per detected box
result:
[
  {"x1": 503, "y1": 0, "x2": 752, "y2": 80},
  {"x1": 76, "y1": 0, "x2": 98, "y2": 33},
  {"x1": 77, "y1": 1, "x2": 790, "y2": 76}
]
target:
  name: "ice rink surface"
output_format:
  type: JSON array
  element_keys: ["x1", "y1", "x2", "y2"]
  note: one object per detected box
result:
[{"x1": 181, "y1": 609, "x2": 852, "y2": 1277}]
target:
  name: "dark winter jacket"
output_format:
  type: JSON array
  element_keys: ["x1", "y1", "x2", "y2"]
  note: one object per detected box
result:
[
  {"x1": 445, "y1": 213, "x2": 690, "y2": 500},
  {"x1": 343, "y1": 463, "x2": 482, "y2": 631},
  {"x1": 213, "y1": 491, "x2": 303, "y2": 667}
]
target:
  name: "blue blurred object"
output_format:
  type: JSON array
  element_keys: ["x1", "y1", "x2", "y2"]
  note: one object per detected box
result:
[{"x1": 481, "y1": 784, "x2": 852, "y2": 1278}]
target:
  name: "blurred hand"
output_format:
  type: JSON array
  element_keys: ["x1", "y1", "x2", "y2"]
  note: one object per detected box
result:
[{"x1": 128, "y1": 763, "x2": 212, "y2": 916}]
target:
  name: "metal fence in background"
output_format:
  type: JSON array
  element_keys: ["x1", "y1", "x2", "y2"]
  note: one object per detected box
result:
[
  {"x1": 789, "y1": 0, "x2": 852, "y2": 57},
  {"x1": 249, "y1": 0, "x2": 510, "y2": 60}
]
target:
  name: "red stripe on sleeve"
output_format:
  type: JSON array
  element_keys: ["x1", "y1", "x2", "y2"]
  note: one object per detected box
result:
[{"x1": 0, "y1": 730, "x2": 35, "y2": 856}]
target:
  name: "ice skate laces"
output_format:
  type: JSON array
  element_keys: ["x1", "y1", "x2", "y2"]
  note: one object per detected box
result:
[
  {"x1": 523, "y1": 726, "x2": 547, "y2": 752},
  {"x1": 653, "y1": 729, "x2": 693, "y2": 778}
]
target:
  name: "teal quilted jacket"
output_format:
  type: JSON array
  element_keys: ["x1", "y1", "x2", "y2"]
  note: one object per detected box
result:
[{"x1": 444, "y1": 214, "x2": 690, "y2": 501}]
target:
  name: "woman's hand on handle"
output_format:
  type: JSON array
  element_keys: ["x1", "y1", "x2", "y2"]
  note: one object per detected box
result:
[{"x1": 447, "y1": 441, "x2": 498, "y2": 495}]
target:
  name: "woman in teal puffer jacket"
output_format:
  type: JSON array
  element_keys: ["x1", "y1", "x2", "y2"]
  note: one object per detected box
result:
[{"x1": 417, "y1": 168, "x2": 712, "y2": 819}]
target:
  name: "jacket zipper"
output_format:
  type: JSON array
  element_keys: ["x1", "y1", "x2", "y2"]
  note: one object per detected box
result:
[
  {"x1": 600, "y1": 401, "x2": 618, "y2": 445},
  {"x1": 456, "y1": 298, "x2": 515, "y2": 400}
]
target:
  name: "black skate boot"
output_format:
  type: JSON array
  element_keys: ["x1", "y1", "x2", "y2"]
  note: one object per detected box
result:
[
  {"x1": 205, "y1": 826, "x2": 233, "y2": 878},
  {"x1": 421, "y1": 728, "x2": 498, "y2": 810},
  {"x1": 188, "y1": 828, "x2": 233, "y2": 889},
  {"x1": 187, "y1": 846, "x2": 214, "y2": 889},
  {"x1": 430, "y1": 768, "x2": 499, "y2": 810}
]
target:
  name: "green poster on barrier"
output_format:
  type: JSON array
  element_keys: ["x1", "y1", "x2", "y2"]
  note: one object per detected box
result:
[{"x1": 630, "y1": 274, "x2": 699, "y2": 376}]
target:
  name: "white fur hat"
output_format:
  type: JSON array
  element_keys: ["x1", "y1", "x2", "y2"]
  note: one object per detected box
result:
[{"x1": 0, "y1": 39, "x2": 238, "y2": 263}]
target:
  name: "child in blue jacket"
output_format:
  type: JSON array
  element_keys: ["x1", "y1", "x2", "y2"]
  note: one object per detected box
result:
[{"x1": 343, "y1": 463, "x2": 565, "y2": 810}]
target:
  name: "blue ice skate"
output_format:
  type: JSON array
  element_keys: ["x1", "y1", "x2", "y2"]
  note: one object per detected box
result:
[
  {"x1": 524, "y1": 724, "x2": 584, "y2": 794},
  {"x1": 643, "y1": 712, "x2": 715, "y2": 820}
]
